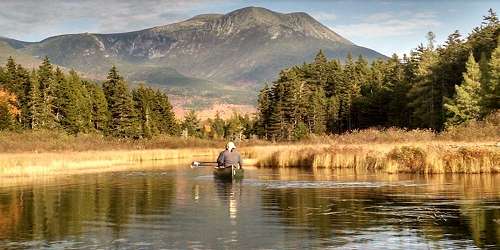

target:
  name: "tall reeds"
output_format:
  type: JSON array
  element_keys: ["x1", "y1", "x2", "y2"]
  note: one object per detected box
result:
[{"x1": 255, "y1": 144, "x2": 499, "y2": 174}]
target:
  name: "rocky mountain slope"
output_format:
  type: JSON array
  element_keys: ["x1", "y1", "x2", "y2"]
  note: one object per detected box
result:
[{"x1": 0, "y1": 6, "x2": 386, "y2": 109}]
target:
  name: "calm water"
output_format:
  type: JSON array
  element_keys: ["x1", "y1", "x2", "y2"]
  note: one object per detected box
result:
[{"x1": 0, "y1": 163, "x2": 499, "y2": 249}]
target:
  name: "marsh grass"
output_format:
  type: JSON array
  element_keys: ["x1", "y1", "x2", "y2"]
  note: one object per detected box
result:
[
  {"x1": 0, "y1": 148, "x2": 221, "y2": 177},
  {"x1": 0, "y1": 114, "x2": 498, "y2": 176},
  {"x1": 255, "y1": 143, "x2": 499, "y2": 174}
]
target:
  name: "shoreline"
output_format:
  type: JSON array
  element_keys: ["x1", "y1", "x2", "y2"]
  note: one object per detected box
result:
[{"x1": 0, "y1": 142, "x2": 498, "y2": 177}]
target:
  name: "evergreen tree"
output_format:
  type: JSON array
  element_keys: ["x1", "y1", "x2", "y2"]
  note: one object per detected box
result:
[
  {"x1": 468, "y1": 8, "x2": 499, "y2": 60},
  {"x1": 310, "y1": 50, "x2": 329, "y2": 88},
  {"x1": 385, "y1": 54, "x2": 411, "y2": 127},
  {"x1": 133, "y1": 84, "x2": 156, "y2": 138},
  {"x1": 15, "y1": 66, "x2": 32, "y2": 128},
  {"x1": 2, "y1": 57, "x2": 26, "y2": 127},
  {"x1": 210, "y1": 112, "x2": 225, "y2": 139},
  {"x1": 53, "y1": 67, "x2": 81, "y2": 132},
  {"x1": 256, "y1": 84, "x2": 272, "y2": 139},
  {"x1": 305, "y1": 86, "x2": 327, "y2": 134},
  {"x1": 70, "y1": 70, "x2": 93, "y2": 132},
  {"x1": 37, "y1": 57, "x2": 58, "y2": 129},
  {"x1": 27, "y1": 70, "x2": 44, "y2": 129},
  {"x1": 152, "y1": 90, "x2": 178, "y2": 136},
  {"x1": 182, "y1": 110, "x2": 201, "y2": 138},
  {"x1": 86, "y1": 82, "x2": 110, "y2": 132},
  {"x1": 337, "y1": 53, "x2": 360, "y2": 131},
  {"x1": 225, "y1": 113, "x2": 244, "y2": 141},
  {"x1": 102, "y1": 66, "x2": 140, "y2": 137},
  {"x1": 268, "y1": 82, "x2": 287, "y2": 140},
  {"x1": 481, "y1": 41, "x2": 500, "y2": 115},
  {"x1": 444, "y1": 53, "x2": 482, "y2": 127},
  {"x1": 408, "y1": 37, "x2": 440, "y2": 129}
]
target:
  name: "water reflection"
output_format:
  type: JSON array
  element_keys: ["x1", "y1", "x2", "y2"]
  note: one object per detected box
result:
[
  {"x1": 0, "y1": 165, "x2": 498, "y2": 249},
  {"x1": 214, "y1": 179, "x2": 242, "y2": 222},
  {"x1": 259, "y1": 169, "x2": 500, "y2": 248}
]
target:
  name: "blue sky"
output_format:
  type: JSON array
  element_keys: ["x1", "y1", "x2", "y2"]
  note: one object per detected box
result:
[{"x1": 1, "y1": 0, "x2": 498, "y2": 56}]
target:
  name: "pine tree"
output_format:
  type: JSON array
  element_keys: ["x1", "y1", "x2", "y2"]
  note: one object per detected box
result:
[
  {"x1": 306, "y1": 86, "x2": 327, "y2": 134},
  {"x1": 3, "y1": 57, "x2": 18, "y2": 93},
  {"x1": 408, "y1": 38, "x2": 440, "y2": 129},
  {"x1": 86, "y1": 82, "x2": 110, "y2": 132},
  {"x1": 53, "y1": 67, "x2": 80, "y2": 132},
  {"x1": 70, "y1": 70, "x2": 93, "y2": 132},
  {"x1": 152, "y1": 90, "x2": 178, "y2": 136},
  {"x1": 225, "y1": 113, "x2": 244, "y2": 141},
  {"x1": 468, "y1": 9, "x2": 499, "y2": 60},
  {"x1": 268, "y1": 82, "x2": 287, "y2": 140},
  {"x1": 102, "y1": 66, "x2": 140, "y2": 138},
  {"x1": 481, "y1": 42, "x2": 500, "y2": 115},
  {"x1": 182, "y1": 110, "x2": 201, "y2": 138},
  {"x1": 311, "y1": 50, "x2": 329, "y2": 88},
  {"x1": 27, "y1": 70, "x2": 43, "y2": 129},
  {"x1": 37, "y1": 57, "x2": 58, "y2": 129},
  {"x1": 337, "y1": 53, "x2": 357, "y2": 131},
  {"x1": 444, "y1": 53, "x2": 482, "y2": 127},
  {"x1": 385, "y1": 54, "x2": 411, "y2": 127},
  {"x1": 15, "y1": 66, "x2": 31, "y2": 128},
  {"x1": 256, "y1": 84, "x2": 272, "y2": 139},
  {"x1": 1, "y1": 57, "x2": 24, "y2": 127},
  {"x1": 133, "y1": 84, "x2": 157, "y2": 138},
  {"x1": 210, "y1": 112, "x2": 225, "y2": 139}
]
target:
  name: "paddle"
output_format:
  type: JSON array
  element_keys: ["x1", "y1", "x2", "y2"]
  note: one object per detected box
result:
[{"x1": 191, "y1": 161, "x2": 218, "y2": 168}]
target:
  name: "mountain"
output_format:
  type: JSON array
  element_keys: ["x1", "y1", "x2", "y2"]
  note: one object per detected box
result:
[{"x1": 0, "y1": 6, "x2": 386, "y2": 110}]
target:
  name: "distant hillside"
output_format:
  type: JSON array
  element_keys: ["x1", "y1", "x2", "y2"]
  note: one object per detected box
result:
[{"x1": 0, "y1": 6, "x2": 387, "y2": 109}]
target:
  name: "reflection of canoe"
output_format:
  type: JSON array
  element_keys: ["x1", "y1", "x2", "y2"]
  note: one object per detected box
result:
[{"x1": 213, "y1": 166, "x2": 244, "y2": 180}]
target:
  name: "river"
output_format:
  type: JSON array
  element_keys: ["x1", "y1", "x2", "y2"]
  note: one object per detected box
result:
[{"x1": 0, "y1": 163, "x2": 499, "y2": 249}]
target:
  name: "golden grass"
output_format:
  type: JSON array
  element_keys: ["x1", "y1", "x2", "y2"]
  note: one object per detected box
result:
[
  {"x1": 0, "y1": 112, "x2": 498, "y2": 176},
  {"x1": 254, "y1": 142, "x2": 500, "y2": 174},
  {"x1": 0, "y1": 148, "x2": 221, "y2": 177}
]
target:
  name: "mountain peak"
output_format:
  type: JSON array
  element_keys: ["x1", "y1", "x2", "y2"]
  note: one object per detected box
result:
[
  {"x1": 187, "y1": 14, "x2": 223, "y2": 22},
  {"x1": 227, "y1": 6, "x2": 277, "y2": 16}
]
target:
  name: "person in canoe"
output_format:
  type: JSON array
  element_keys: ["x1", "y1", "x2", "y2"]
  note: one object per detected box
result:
[{"x1": 216, "y1": 142, "x2": 243, "y2": 169}]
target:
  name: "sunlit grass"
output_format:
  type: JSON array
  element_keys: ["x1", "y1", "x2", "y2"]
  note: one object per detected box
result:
[
  {"x1": 0, "y1": 114, "x2": 498, "y2": 176},
  {"x1": 254, "y1": 142, "x2": 499, "y2": 174}
]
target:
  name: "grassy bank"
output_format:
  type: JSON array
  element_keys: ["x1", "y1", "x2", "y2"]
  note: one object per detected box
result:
[
  {"x1": 255, "y1": 142, "x2": 499, "y2": 174},
  {"x1": 0, "y1": 148, "x2": 224, "y2": 177},
  {"x1": 253, "y1": 115, "x2": 499, "y2": 174},
  {"x1": 0, "y1": 114, "x2": 498, "y2": 176}
]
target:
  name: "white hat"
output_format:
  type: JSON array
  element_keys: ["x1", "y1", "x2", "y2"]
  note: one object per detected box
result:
[{"x1": 226, "y1": 142, "x2": 236, "y2": 150}]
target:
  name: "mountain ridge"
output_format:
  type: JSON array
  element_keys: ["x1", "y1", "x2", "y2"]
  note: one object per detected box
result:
[{"x1": 0, "y1": 6, "x2": 387, "y2": 110}]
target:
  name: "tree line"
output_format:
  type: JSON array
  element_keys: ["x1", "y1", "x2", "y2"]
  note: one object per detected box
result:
[
  {"x1": 0, "y1": 58, "x2": 178, "y2": 138},
  {"x1": 255, "y1": 9, "x2": 499, "y2": 140},
  {"x1": 0, "y1": 57, "x2": 254, "y2": 140},
  {"x1": 0, "y1": 10, "x2": 498, "y2": 141}
]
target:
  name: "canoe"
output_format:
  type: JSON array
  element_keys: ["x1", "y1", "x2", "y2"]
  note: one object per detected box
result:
[{"x1": 213, "y1": 166, "x2": 244, "y2": 180}]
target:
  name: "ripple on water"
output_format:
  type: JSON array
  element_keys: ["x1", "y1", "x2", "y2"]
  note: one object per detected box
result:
[{"x1": 245, "y1": 180, "x2": 428, "y2": 189}]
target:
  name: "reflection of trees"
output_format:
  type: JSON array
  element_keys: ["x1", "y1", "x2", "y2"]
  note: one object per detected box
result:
[
  {"x1": 0, "y1": 173, "x2": 176, "y2": 241},
  {"x1": 260, "y1": 172, "x2": 500, "y2": 248}
]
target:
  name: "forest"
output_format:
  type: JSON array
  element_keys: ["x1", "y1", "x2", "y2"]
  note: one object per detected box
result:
[
  {"x1": 256, "y1": 9, "x2": 499, "y2": 140},
  {"x1": 0, "y1": 59, "x2": 178, "y2": 138},
  {"x1": 0, "y1": 56, "x2": 253, "y2": 140},
  {"x1": 0, "y1": 10, "x2": 498, "y2": 142}
]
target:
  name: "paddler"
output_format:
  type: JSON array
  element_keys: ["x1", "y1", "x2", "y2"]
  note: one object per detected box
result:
[{"x1": 216, "y1": 142, "x2": 243, "y2": 169}]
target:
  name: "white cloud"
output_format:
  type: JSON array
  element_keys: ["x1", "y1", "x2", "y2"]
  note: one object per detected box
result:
[
  {"x1": 334, "y1": 11, "x2": 441, "y2": 38},
  {"x1": 0, "y1": 0, "x2": 227, "y2": 41}
]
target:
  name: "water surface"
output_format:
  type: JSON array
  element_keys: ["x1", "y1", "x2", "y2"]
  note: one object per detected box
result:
[{"x1": 0, "y1": 164, "x2": 499, "y2": 249}]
